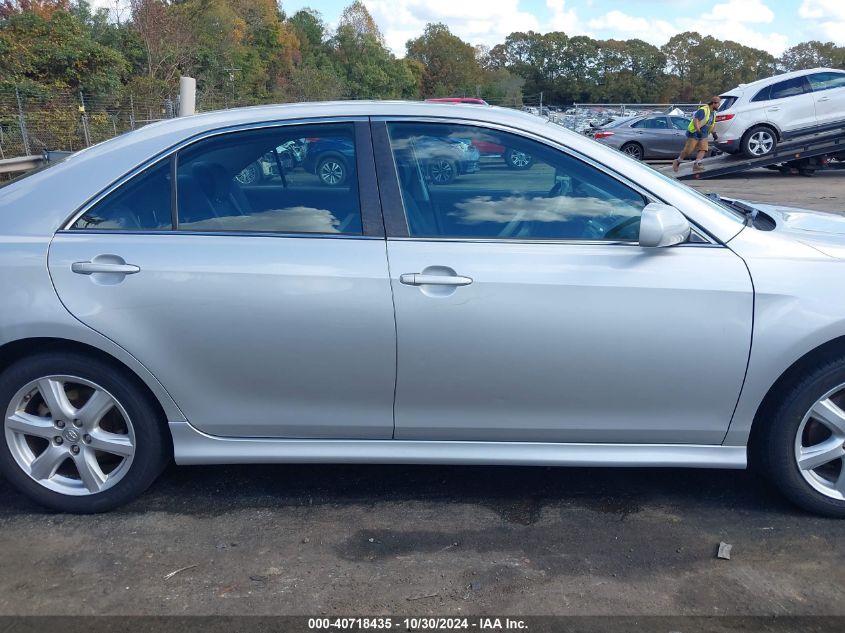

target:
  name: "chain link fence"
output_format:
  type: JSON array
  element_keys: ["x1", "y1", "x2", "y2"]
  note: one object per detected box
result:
[
  {"x1": 0, "y1": 89, "x2": 710, "y2": 161},
  {"x1": 0, "y1": 87, "x2": 179, "y2": 160}
]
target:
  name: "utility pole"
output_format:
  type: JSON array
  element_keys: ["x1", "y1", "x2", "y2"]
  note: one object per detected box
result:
[{"x1": 539, "y1": 91, "x2": 543, "y2": 113}]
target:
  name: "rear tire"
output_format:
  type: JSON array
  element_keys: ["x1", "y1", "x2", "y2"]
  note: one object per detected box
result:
[
  {"x1": 741, "y1": 125, "x2": 777, "y2": 158},
  {"x1": 760, "y1": 358, "x2": 845, "y2": 518},
  {"x1": 316, "y1": 155, "x2": 348, "y2": 186},
  {"x1": 620, "y1": 142, "x2": 644, "y2": 161},
  {"x1": 0, "y1": 353, "x2": 169, "y2": 513}
]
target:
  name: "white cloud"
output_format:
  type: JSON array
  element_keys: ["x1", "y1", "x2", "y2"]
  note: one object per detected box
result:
[
  {"x1": 546, "y1": 0, "x2": 579, "y2": 33},
  {"x1": 589, "y1": 0, "x2": 789, "y2": 55},
  {"x1": 797, "y1": 0, "x2": 845, "y2": 44},
  {"x1": 365, "y1": 0, "x2": 542, "y2": 56},
  {"x1": 587, "y1": 10, "x2": 678, "y2": 46}
]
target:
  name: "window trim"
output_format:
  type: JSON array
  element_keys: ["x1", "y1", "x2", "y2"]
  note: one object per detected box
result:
[
  {"x1": 370, "y1": 116, "x2": 717, "y2": 246},
  {"x1": 62, "y1": 117, "x2": 385, "y2": 239}
]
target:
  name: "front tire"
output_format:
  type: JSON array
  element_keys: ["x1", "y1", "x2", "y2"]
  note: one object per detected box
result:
[
  {"x1": 760, "y1": 358, "x2": 845, "y2": 517},
  {"x1": 504, "y1": 148, "x2": 534, "y2": 169},
  {"x1": 427, "y1": 157, "x2": 457, "y2": 185},
  {"x1": 0, "y1": 353, "x2": 169, "y2": 513},
  {"x1": 741, "y1": 125, "x2": 777, "y2": 158}
]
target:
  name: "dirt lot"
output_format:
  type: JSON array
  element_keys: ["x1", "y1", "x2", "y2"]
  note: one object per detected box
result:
[
  {"x1": 0, "y1": 171, "x2": 844, "y2": 619},
  {"x1": 684, "y1": 167, "x2": 845, "y2": 213}
]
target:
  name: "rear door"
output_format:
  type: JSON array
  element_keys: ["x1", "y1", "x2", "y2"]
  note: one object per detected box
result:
[
  {"x1": 807, "y1": 71, "x2": 845, "y2": 128},
  {"x1": 765, "y1": 76, "x2": 817, "y2": 134},
  {"x1": 374, "y1": 120, "x2": 753, "y2": 445},
  {"x1": 48, "y1": 120, "x2": 397, "y2": 439}
]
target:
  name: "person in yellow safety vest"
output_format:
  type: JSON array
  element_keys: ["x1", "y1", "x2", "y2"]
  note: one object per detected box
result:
[{"x1": 673, "y1": 96, "x2": 721, "y2": 173}]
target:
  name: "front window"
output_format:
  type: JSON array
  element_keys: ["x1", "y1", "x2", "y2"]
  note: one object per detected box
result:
[
  {"x1": 386, "y1": 122, "x2": 648, "y2": 242},
  {"x1": 670, "y1": 117, "x2": 690, "y2": 130},
  {"x1": 808, "y1": 72, "x2": 845, "y2": 92}
]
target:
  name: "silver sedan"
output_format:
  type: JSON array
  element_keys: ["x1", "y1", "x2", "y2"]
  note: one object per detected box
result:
[
  {"x1": 2, "y1": 101, "x2": 845, "y2": 516},
  {"x1": 590, "y1": 114, "x2": 694, "y2": 160}
]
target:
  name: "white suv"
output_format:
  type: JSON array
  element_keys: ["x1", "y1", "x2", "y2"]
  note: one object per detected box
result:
[{"x1": 715, "y1": 67, "x2": 845, "y2": 158}]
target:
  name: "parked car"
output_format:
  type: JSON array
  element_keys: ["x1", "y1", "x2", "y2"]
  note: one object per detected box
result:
[
  {"x1": 590, "y1": 114, "x2": 698, "y2": 159},
  {"x1": 716, "y1": 67, "x2": 845, "y2": 158},
  {"x1": 425, "y1": 97, "x2": 488, "y2": 106},
  {"x1": 472, "y1": 138, "x2": 535, "y2": 169},
  {"x1": 413, "y1": 136, "x2": 480, "y2": 184},
  {"x1": 302, "y1": 136, "x2": 356, "y2": 186},
  {"x1": 6, "y1": 101, "x2": 845, "y2": 516},
  {"x1": 235, "y1": 139, "x2": 305, "y2": 185}
]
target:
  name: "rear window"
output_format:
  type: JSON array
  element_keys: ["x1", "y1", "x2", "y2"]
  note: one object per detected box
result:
[
  {"x1": 750, "y1": 87, "x2": 770, "y2": 102},
  {"x1": 719, "y1": 96, "x2": 738, "y2": 110}
]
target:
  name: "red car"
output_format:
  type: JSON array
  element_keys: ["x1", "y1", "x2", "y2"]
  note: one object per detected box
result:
[
  {"x1": 424, "y1": 98, "x2": 535, "y2": 169},
  {"x1": 425, "y1": 97, "x2": 489, "y2": 105}
]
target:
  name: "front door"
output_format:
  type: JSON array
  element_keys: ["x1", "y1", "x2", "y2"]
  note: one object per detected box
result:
[
  {"x1": 49, "y1": 121, "x2": 396, "y2": 439},
  {"x1": 378, "y1": 120, "x2": 753, "y2": 444},
  {"x1": 808, "y1": 71, "x2": 845, "y2": 128}
]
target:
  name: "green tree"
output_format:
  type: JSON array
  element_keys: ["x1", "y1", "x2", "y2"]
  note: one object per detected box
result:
[
  {"x1": 0, "y1": 6, "x2": 128, "y2": 92},
  {"x1": 406, "y1": 23, "x2": 480, "y2": 97},
  {"x1": 779, "y1": 41, "x2": 845, "y2": 71},
  {"x1": 331, "y1": 1, "x2": 417, "y2": 99}
]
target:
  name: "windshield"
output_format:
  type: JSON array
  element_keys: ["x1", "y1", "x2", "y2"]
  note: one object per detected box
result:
[{"x1": 641, "y1": 162, "x2": 746, "y2": 223}]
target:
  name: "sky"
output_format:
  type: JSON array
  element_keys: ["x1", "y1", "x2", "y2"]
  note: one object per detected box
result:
[{"x1": 274, "y1": 0, "x2": 845, "y2": 58}]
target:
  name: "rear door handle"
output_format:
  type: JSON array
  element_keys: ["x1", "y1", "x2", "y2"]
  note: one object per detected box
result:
[
  {"x1": 400, "y1": 273, "x2": 473, "y2": 286},
  {"x1": 818, "y1": 96, "x2": 830, "y2": 102},
  {"x1": 767, "y1": 107, "x2": 780, "y2": 111},
  {"x1": 72, "y1": 262, "x2": 140, "y2": 275}
]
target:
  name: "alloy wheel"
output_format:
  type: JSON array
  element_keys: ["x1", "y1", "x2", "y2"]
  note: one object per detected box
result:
[
  {"x1": 747, "y1": 131, "x2": 775, "y2": 156},
  {"x1": 794, "y1": 385, "x2": 845, "y2": 501},
  {"x1": 319, "y1": 160, "x2": 345, "y2": 185},
  {"x1": 4, "y1": 376, "x2": 136, "y2": 496},
  {"x1": 622, "y1": 144, "x2": 643, "y2": 160},
  {"x1": 429, "y1": 159, "x2": 454, "y2": 184},
  {"x1": 235, "y1": 163, "x2": 259, "y2": 185},
  {"x1": 508, "y1": 150, "x2": 531, "y2": 168}
]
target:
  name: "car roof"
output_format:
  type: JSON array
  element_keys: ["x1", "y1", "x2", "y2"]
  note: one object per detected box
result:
[
  {"x1": 725, "y1": 67, "x2": 843, "y2": 95},
  {"x1": 99, "y1": 100, "x2": 537, "y2": 147}
]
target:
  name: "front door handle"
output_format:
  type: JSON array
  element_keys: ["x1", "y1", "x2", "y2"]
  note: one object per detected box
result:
[
  {"x1": 400, "y1": 273, "x2": 473, "y2": 286},
  {"x1": 767, "y1": 107, "x2": 781, "y2": 111},
  {"x1": 72, "y1": 261, "x2": 140, "y2": 275}
]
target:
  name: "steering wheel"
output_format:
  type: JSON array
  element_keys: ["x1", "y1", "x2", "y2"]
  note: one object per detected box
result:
[{"x1": 603, "y1": 215, "x2": 641, "y2": 241}]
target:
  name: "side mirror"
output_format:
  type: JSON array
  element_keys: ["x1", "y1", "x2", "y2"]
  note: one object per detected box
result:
[{"x1": 639, "y1": 203, "x2": 691, "y2": 247}]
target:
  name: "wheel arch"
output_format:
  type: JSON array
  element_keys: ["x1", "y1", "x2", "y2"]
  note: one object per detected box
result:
[
  {"x1": 619, "y1": 141, "x2": 644, "y2": 158},
  {"x1": 747, "y1": 334, "x2": 845, "y2": 465},
  {"x1": 743, "y1": 122, "x2": 781, "y2": 142},
  {"x1": 0, "y1": 337, "x2": 177, "y2": 456},
  {"x1": 315, "y1": 151, "x2": 348, "y2": 168}
]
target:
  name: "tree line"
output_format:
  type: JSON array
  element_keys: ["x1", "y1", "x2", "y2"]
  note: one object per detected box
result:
[{"x1": 1, "y1": 0, "x2": 844, "y2": 107}]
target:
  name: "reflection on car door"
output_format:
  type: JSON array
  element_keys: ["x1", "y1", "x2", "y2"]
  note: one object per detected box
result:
[
  {"x1": 48, "y1": 120, "x2": 397, "y2": 439},
  {"x1": 376, "y1": 120, "x2": 753, "y2": 445}
]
